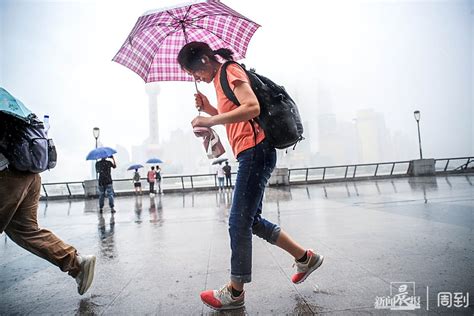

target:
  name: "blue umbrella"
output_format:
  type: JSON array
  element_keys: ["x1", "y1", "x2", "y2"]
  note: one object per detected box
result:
[
  {"x1": 86, "y1": 147, "x2": 117, "y2": 160},
  {"x1": 127, "y1": 164, "x2": 144, "y2": 171},
  {"x1": 146, "y1": 158, "x2": 163, "y2": 164},
  {"x1": 0, "y1": 87, "x2": 33, "y2": 121}
]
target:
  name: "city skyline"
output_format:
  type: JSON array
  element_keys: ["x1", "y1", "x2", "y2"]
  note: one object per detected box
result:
[{"x1": 1, "y1": 0, "x2": 472, "y2": 182}]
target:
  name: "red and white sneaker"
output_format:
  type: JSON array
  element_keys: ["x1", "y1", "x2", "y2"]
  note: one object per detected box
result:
[
  {"x1": 291, "y1": 249, "x2": 324, "y2": 284},
  {"x1": 200, "y1": 284, "x2": 245, "y2": 311}
]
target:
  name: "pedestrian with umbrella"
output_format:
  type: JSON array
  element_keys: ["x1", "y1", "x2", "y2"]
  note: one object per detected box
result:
[
  {"x1": 128, "y1": 164, "x2": 144, "y2": 195},
  {"x1": 213, "y1": 157, "x2": 227, "y2": 190},
  {"x1": 222, "y1": 161, "x2": 232, "y2": 188},
  {"x1": 146, "y1": 166, "x2": 156, "y2": 197},
  {"x1": 215, "y1": 161, "x2": 225, "y2": 191},
  {"x1": 87, "y1": 147, "x2": 117, "y2": 213},
  {"x1": 155, "y1": 165, "x2": 163, "y2": 194},
  {"x1": 114, "y1": 0, "x2": 323, "y2": 311},
  {"x1": 146, "y1": 158, "x2": 163, "y2": 195},
  {"x1": 0, "y1": 88, "x2": 96, "y2": 296},
  {"x1": 177, "y1": 42, "x2": 324, "y2": 310}
]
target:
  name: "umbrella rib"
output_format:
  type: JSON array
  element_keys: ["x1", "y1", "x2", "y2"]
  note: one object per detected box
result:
[
  {"x1": 165, "y1": 9, "x2": 180, "y2": 21},
  {"x1": 182, "y1": 4, "x2": 193, "y2": 21},
  {"x1": 188, "y1": 13, "x2": 258, "y2": 26}
]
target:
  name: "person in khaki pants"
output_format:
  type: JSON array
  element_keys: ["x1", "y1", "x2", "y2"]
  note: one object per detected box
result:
[{"x1": 0, "y1": 112, "x2": 96, "y2": 295}]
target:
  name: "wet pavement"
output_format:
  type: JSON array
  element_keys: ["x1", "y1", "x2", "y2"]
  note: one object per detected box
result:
[{"x1": 1, "y1": 175, "x2": 473, "y2": 315}]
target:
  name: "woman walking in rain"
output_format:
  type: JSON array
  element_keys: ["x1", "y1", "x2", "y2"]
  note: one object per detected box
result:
[{"x1": 177, "y1": 42, "x2": 324, "y2": 311}]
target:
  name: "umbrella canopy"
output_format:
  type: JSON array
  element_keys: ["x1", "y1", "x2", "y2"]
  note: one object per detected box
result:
[
  {"x1": 128, "y1": 164, "x2": 144, "y2": 171},
  {"x1": 212, "y1": 157, "x2": 227, "y2": 165},
  {"x1": 113, "y1": 0, "x2": 260, "y2": 82},
  {"x1": 146, "y1": 158, "x2": 163, "y2": 164},
  {"x1": 86, "y1": 147, "x2": 117, "y2": 161},
  {"x1": 0, "y1": 87, "x2": 33, "y2": 121}
]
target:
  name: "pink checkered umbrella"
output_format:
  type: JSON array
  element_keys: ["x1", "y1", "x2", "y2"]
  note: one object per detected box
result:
[{"x1": 113, "y1": 0, "x2": 260, "y2": 83}]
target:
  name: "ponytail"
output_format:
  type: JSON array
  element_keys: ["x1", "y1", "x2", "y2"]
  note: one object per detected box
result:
[{"x1": 213, "y1": 48, "x2": 234, "y2": 61}]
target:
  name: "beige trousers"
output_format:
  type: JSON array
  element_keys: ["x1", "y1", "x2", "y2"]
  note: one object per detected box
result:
[{"x1": 0, "y1": 169, "x2": 81, "y2": 277}]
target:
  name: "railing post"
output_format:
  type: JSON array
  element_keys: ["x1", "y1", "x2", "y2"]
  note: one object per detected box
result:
[
  {"x1": 181, "y1": 177, "x2": 185, "y2": 190},
  {"x1": 344, "y1": 166, "x2": 348, "y2": 178},
  {"x1": 288, "y1": 169, "x2": 291, "y2": 184},
  {"x1": 214, "y1": 174, "x2": 217, "y2": 187},
  {"x1": 374, "y1": 164, "x2": 379, "y2": 176},
  {"x1": 305, "y1": 169, "x2": 309, "y2": 182},
  {"x1": 66, "y1": 183, "x2": 72, "y2": 198},
  {"x1": 353, "y1": 165, "x2": 357, "y2": 178},
  {"x1": 322, "y1": 168, "x2": 326, "y2": 180},
  {"x1": 42, "y1": 184, "x2": 48, "y2": 198},
  {"x1": 390, "y1": 163, "x2": 395, "y2": 175},
  {"x1": 190, "y1": 176, "x2": 194, "y2": 189},
  {"x1": 444, "y1": 160, "x2": 450, "y2": 172}
]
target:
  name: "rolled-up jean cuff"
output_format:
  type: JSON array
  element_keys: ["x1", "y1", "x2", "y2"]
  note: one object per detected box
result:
[
  {"x1": 231, "y1": 273, "x2": 252, "y2": 284},
  {"x1": 269, "y1": 226, "x2": 281, "y2": 244}
]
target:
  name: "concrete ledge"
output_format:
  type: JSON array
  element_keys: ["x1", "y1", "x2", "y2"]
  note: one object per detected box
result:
[
  {"x1": 409, "y1": 159, "x2": 435, "y2": 176},
  {"x1": 83, "y1": 179, "x2": 98, "y2": 197},
  {"x1": 269, "y1": 168, "x2": 289, "y2": 185}
]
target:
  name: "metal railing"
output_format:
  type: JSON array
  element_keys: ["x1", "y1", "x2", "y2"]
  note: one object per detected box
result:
[
  {"x1": 40, "y1": 156, "x2": 474, "y2": 199},
  {"x1": 434, "y1": 157, "x2": 473, "y2": 172},
  {"x1": 288, "y1": 160, "x2": 412, "y2": 183},
  {"x1": 41, "y1": 181, "x2": 85, "y2": 199},
  {"x1": 41, "y1": 173, "x2": 233, "y2": 199}
]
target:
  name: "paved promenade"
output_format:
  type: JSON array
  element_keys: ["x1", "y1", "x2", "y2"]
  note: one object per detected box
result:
[{"x1": 1, "y1": 175, "x2": 473, "y2": 315}]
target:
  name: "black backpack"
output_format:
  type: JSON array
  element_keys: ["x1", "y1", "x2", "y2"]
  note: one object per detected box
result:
[
  {"x1": 0, "y1": 113, "x2": 57, "y2": 173},
  {"x1": 220, "y1": 61, "x2": 304, "y2": 149}
]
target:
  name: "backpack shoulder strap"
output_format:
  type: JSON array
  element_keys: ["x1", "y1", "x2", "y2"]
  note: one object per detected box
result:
[
  {"x1": 219, "y1": 61, "x2": 258, "y2": 147},
  {"x1": 219, "y1": 61, "x2": 241, "y2": 106}
]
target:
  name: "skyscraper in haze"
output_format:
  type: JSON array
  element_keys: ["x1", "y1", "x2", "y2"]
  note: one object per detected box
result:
[
  {"x1": 145, "y1": 83, "x2": 160, "y2": 145},
  {"x1": 131, "y1": 84, "x2": 162, "y2": 165}
]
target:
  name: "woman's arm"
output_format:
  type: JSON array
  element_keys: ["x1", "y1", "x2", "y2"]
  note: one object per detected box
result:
[
  {"x1": 195, "y1": 92, "x2": 218, "y2": 116},
  {"x1": 191, "y1": 81, "x2": 259, "y2": 127}
]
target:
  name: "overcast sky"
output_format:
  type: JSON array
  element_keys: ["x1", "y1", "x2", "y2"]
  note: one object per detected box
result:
[{"x1": 1, "y1": 0, "x2": 473, "y2": 182}]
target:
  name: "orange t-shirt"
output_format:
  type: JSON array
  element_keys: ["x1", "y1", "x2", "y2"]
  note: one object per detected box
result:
[{"x1": 213, "y1": 63, "x2": 265, "y2": 157}]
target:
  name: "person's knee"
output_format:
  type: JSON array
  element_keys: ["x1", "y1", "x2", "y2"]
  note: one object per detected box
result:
[
  {"x1": 228, "y1": 222, "x2": 252, "y2": 241},
  {"x1": 252, "y1": 222, "x2": 280, "y2": 244}
]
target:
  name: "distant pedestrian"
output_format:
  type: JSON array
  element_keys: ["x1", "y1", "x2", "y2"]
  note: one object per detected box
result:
[
  {"x1": 216, "y1": 162, "x2": 225, "y2": 190},
  {"x1": 96, "y1": 156, "x2": 117, "y2": 213},
  {"x1": 132, "y1": 169, "x2": 142, "y2": 195},
  {"x1": 155, "y1": 165, "x2": 162, "y2": 194},
  {"x1": 0, "y1": 111, "x2": 96, "y2": 296},
  {"x1": 147, "y1": 166, "x2": 156, "y2": 196},
  {"x1": 223, "y1": 161, "x2": 232, "y2": 188},
  {"x1": 179, "y1": 42, "x2": 324, "y2": 311}
]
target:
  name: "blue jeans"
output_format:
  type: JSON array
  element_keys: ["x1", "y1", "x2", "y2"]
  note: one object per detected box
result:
[
  {"x1": 218, "y1": 177, "x2": 225, "y2": 189},
  {"x1": 98, "y1": 184, "x2": 114, "y2": 209},
  {"x1": 229, "y1": 140, "x2": 281, "y2": 284}
]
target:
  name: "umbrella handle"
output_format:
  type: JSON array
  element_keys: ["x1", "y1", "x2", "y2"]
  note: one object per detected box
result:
[{"x1": 193, "y1": 80, "x2": 202, "y2": 115}]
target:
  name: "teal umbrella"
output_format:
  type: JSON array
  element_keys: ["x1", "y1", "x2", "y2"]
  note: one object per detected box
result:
[{"x1": 0, "y1": 87, "x2": 33, "y2": 121}]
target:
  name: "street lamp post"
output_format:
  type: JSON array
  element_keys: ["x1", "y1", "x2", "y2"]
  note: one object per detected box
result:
[
  {"x1": 93, "y1": 127, "x2": 100, "y2": 149},
  {"x1": 92, "y1": 127, "x2": 100, "y2": 179},
  {"x1": 413, "y1": 111, "x2": 423, "y2": 159}
]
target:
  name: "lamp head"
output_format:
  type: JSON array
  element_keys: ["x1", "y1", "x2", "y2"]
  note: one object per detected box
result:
[
  {"x1": 93, "y1": 127, "x2": 100, "y2": 139},
  {"x1": 413, "y1": 110, "x2": 420, "y2": 122}
]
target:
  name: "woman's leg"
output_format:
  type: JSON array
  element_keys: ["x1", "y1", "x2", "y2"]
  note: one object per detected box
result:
[{"x1": 274, "y1": 230, "x2": 306, "y2": 259}]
